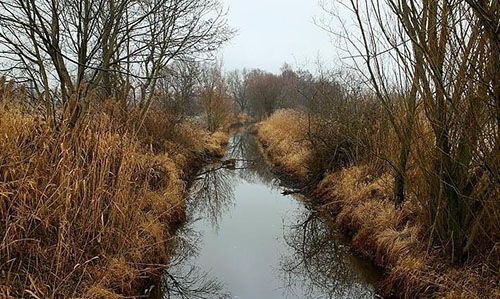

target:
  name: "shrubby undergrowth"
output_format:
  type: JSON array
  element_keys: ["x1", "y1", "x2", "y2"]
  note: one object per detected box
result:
[
  {"x1": 0, "y1": 83, "x2": 228, "y2": 298},
  {"x1": 256, "y1": 109, "x2": 498, "y2": 298}
]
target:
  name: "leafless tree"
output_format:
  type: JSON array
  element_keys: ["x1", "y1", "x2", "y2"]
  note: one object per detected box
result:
[
  {"x1": 322, "y1": 0, "x2": 499, "y2": 262},
  {"x1": 198, "y1": 62, "x2": 232, "y2": 132},
  {"x1": 386, "y1": 0, "x2": 498, "y2": 262},
  {"x1": 156, "y1": 61, "x2": 201, "y2": 127},
  {"x1": 320, "y1": 0, "x2": 419, "y2": 207},
  {"x1": 226, "y1": 69, "x2": 249, "y2": 113},
  {"x1": 246, "y1": 70, "x2": 283, "y2": 119},
  {"x1": 0, "y1": 0, "x2": 234, "y2": 128}
]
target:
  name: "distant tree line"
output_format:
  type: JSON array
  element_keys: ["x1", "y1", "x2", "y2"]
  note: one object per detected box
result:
[{"x1": 225, "y1": 64, "x2": 317, "y2": 120}]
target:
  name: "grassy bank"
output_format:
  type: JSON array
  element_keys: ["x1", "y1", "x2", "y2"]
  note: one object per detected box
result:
[
  {"x1": 255, "y1": 109, "x2": 498, "y2": 299},
  {"x1": 0, "y1": 88, "x2": 228, "y2": 298},
  {"x1": 255, "y1": 110, "x2": 310, "y2": 182}
]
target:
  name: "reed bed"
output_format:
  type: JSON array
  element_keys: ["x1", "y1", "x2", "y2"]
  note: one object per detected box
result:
[{"x1": 0, "y1": 89, "x2": 228, "y2": 298}]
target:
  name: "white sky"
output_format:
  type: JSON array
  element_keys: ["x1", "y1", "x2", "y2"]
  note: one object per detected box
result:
[{"x1": 220, "y1": 0, "x2": 338, "y2": 73}]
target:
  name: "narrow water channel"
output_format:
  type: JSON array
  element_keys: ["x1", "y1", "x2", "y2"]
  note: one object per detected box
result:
[{"x1": 153, "y1": 129, "x2": 382, "y2": 299}]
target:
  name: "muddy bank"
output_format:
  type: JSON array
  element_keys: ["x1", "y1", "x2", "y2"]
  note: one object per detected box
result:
[{"x1": 254, "y1": 113, "x2": 498, "y2": 299}]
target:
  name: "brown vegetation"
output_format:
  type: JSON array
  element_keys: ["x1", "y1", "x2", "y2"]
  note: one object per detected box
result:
[
  {"x1": 256, "y1": 109, "x2": 499, "y2": 298},
  {"x1": 255, "y1": 109, "x2": 311, "y2": 180},
  {"x1": 0, "y1": 83, "x2": 228, "y2": 298},
  {"x1": 322, "y1": 0, "x2": 499, "y2": 263},
  {"x1": 0, "y1": 0, "x2": 234, "y2": 294},
  {"x1": 249, "y1": 2, "x2": 498, "y2": 297},
  {"x1": 0, "y1": 0, "x2": 497, "y2": 297},
  {"x1": 0, "y1": 0, "x2": 233, "y2": 130}
]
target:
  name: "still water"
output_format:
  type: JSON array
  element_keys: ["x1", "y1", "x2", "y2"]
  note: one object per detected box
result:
[{"x1": 154, "y1": 130, "x2": 381, "y2": 299}]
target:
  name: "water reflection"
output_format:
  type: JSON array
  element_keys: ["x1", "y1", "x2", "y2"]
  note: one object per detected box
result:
[
  {"x1": 152, "y1": 225, "x2": 231, "y2": 299},
  {"x1": 185, "y1": 130, "x2": 275, "y2": 231},
  {"x1": 189, "y1": 164, "x2": 235, "y2": 231},
  {"x1": 279, "y1": 209, "x2": 380, "y2": 298},
  {"x1": 154, "y1": 129, "x2": 381, "y2": 299},
  {"x1": 228, "y1": 131, "x2": 277, "y2": 186}
]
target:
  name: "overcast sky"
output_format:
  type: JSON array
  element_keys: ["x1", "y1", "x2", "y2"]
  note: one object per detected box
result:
[{"x1": 220, "y1": 0, "x2": 338, "y2": 73}]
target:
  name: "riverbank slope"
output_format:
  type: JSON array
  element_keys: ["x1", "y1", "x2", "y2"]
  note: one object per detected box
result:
[
  {"x1": 0, "y1": 89, "x2": 228, "y2": 298},
  {"x1": 255, "y1": 109, "x2": 498, "y2": 299}
]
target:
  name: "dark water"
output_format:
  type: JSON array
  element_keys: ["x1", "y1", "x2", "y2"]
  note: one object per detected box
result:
[{"x1": 153, "y1": 130, "x2": 382, "y2": 299}]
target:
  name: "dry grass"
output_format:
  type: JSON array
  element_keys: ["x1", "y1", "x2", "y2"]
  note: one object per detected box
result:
[
  {"x1": 0, "y1": 88, "x2": 228, "y2": 297},
  {"x1": 255, "y1": 109, "x2": 311, "y2": 180},
  {"x1": 257, "y1": 109, "x2": 499, "y2": 299}
]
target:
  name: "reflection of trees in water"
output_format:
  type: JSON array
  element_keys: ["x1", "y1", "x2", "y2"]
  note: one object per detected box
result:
[
  {"x1": 160, "y1": 266, "x2": 229, "y2": 299},
  {"x1": 153, "y1": 142, "x2": 240, "y2": 298},
  {"x1": 155, "y1": 131, "x2": 379, "y2": 299},
  {"x1": 152, "y1": 225, "x2": 231, "y2": 299},
  {"x1": 228, "y1": 131, "x2": 277, "y2": 187},
  {"x1": 154, "y1": 131, "x2": 278, "y2": 299},
  {"x1": 279, "y1": 210, "x2": 378, "y2": 299},
  {"x1": 188, "y1": 165, "x2": 235, "y2": 231}
]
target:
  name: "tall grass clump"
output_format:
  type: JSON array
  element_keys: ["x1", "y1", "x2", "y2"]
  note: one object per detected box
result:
[
  {"x1": 255, "y1": 109, "x2": 311, "y2": 180},
  {"x1": 0, "y1": 82, "x2": 227, "y2": 298}
]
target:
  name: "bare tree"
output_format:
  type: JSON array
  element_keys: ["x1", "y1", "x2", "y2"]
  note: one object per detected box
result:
[
  {"x1": 246, "y1": 70, "x2": 283, "y2": 119},
  {"x1": 199, "y1": 62, "x2": 232, "y2": 132},
  {"x1": 323, "y1": 0, "x2": 499, "y2": 262},
  {"x1": 320, "y1": 0, "x2": 419, "y2": 206},
  {"x1": 388, "y1": 0, "x2": 498, "y2": 262},
  {"x1": 0, "y1": 0, "x2": 234, "y2": 128},
  {"x1": 226, "y1": 69, "x2": 249, "y2": 114},
  {"x1": 156, "y1": 61, "x2": 200, "y2": 128}
]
